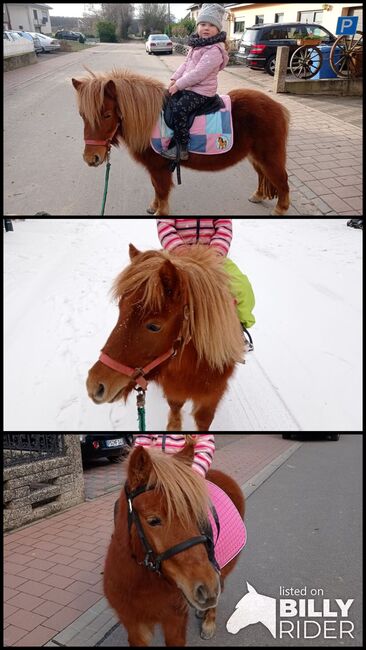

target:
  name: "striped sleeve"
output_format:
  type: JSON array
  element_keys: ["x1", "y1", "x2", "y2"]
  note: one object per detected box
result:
[
  {"x1": 211, "y1": 219, "x2": 233, "y2": 256},
  {"x1": 192, "y1": 434, "x2": 215, "y2": 476},
  {"x1": 157, "y1": 219, "x2": 186, "y2": 252},
  {"x1": 134, "y1": 435, "x2": 156, "y2": 447}
]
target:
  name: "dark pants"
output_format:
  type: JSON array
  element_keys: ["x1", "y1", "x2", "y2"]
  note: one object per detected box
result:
[{"x1": 168, "y1": 90, "x2": 211, "y2": 147}]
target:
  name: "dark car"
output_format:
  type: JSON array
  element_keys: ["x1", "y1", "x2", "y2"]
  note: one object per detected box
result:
[
  {"x1": 55, "y1": 29, "x2": 86, "y2": 43},
  {"x1": 283, "y1": 434, "x2": 340, "y2": 441},
  {"x1": 79, "y1": 434, "x2": 133, "y2": 462},
  {"x1": 235, "y1": 22, "x2": 336, "y2": 75}
]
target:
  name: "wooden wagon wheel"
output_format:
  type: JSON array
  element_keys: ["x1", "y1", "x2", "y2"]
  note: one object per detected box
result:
[
  {"x1": 330, "y1": 30, "x2": 363, "y2": 78},
  {"x1": 290, "y1": 45, "x2": 323, "y2": 79}
]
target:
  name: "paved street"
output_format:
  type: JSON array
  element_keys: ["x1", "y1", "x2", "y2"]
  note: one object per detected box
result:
[
  {"x1": 4, "y1": 42, "x2": 362, "y2": 216},
  {"x1": 4, "y1": 434, "x2": 362, "y2": 647}
]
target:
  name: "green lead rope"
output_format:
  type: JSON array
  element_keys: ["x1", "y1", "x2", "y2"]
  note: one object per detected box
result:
[
  {"x1": 100, "y1": 161, "x2": 111, "y2": 216},
  {"x1": 136, "y1": 390, "x2": 147, "y2": 432}
]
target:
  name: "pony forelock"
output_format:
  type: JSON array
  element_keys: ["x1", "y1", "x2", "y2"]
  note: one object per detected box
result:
[{"x1": 112, "y1": 246, "x2": 245, "y2": 371}]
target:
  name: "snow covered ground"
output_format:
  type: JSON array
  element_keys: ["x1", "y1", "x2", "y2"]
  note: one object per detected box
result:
[{"x1": 4, "y1": 219, "x2": 362, "y2": 432}]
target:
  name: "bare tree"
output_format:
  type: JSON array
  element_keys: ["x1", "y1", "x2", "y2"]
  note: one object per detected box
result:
[
  {"x1": 139, "y1": 3, "x2": 170, "y2": 36},
  {"x1": 101, "y1": 3, "x2": 135, "y2": 40}
]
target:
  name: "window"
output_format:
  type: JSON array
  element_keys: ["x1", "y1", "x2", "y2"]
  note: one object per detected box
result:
[
  {"x1": 255, "y1": 15, "x2": 264, "y2": 25},
  {"x1": 298, "y1": 10, "x2": 323, "y2": 24},
  {"x1": 275, "y1": 13, "x2": 284, "y2": 23},
  {"x1": 234, "y1": 21, "x2": 245, "y2": 33},
  {"x1": 265, "y1": 27, "x2": 287, "y2": 40}
]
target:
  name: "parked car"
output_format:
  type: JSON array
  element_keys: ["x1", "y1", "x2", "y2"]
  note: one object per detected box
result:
[
  {"x1": 79, "y1": 434, "x2": 133, "y2": 463},
  {"x1": 235, "y1": 22, "x2": 336, "y2": 75},
  {"x1": 28, "y1": 32, "x2": 60, "y2": 52},
  {"x1": 55, "y1": 29, "x2": 86, "y2": 43},
  {"x1": 146, "y1": 34, "x2": 173, "y2": 55},
  {"x1": 14, "y1": 31, "x2": 43, "y2": 54},
  {"x1": 3, "y1": 30, "x2": 34, "y2": 55},
  {"x1": 282, "y1": 434, "x2": 340, "y2": 441}
]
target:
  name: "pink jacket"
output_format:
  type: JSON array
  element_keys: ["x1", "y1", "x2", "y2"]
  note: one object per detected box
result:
[
  {"x1": 171, "y1": 43, "x2": 229, "y2": 97},
  {"x1": 157, "y1": 219, "x2": 233, "y2": 257},
  {"x1": 134, "y1": 435, "x2": 215, "y2": 477}
]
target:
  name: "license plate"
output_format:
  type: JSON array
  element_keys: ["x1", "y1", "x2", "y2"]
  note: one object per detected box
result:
[{"x1": 106, "y1": 438, "x2": 124, "y2": 448}]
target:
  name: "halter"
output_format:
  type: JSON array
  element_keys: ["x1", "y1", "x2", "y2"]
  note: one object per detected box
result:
[
  {"x1": 124, "y1": 483, "x2": 221, "y2": 576},
  {"x1": 99, "y1": 342, "x2": 180, "y2": 391},
  {"x1": 84, "y1": 122, "x2": 120, "y2": 148}
]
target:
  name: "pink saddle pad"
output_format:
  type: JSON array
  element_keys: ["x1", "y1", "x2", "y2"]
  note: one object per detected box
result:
[{"x1": 207, "y1": 480, "x2": 247, "y2": 569}]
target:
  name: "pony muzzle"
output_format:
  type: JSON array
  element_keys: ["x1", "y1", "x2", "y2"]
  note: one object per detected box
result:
[{"x1": 83, "y1": 145, "x2": 106, "y2": 167}]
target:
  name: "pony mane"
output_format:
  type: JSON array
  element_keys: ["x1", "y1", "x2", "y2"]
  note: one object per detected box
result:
[
  {"x1": 144, "y1": 448, "x2": 210, "y2": 528},
  {"x1": 73, "y1": 67, "x2": 165, "y2": 153},
  {"x1": 112, "y1": 246, "x2": 245, "y2": 371}
]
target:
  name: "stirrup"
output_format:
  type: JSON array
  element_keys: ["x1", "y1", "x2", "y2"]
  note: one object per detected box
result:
[{"x1": 242, "y1": 326, "x2": 254, "y2": 352}]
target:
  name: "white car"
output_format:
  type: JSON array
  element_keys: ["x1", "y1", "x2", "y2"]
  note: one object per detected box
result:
[
  {"x1": 28, "y1": 32, "x2": 60, "y2": 52},
  {"x1": 146, "y1": 34, "x2": 173, "y2": 55}
]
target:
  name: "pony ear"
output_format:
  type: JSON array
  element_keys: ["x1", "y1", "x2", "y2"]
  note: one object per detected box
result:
[
  {"x1": 105, "y1": 80, "x2": 117, "y2": 99},
  {"x1": 128, "y1": 446, "x2": 153, "y2": 490},
  {"x1": 129, "y1": 243, "x2": 141, "y2": 261},
  {"x1": 159, "y1": 260, "x2": 180, "y2": 298},
  {"x1": 175, "y1": 442, "x2": 195, "y2": 467},
  {"x1": 72, "y1": 78, "x2": 82, "y2": 91}
]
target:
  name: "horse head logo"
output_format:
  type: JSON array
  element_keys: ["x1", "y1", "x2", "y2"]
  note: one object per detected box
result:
[{"x1": 227, "y1": 582, "x2": 277, "y2": 638}]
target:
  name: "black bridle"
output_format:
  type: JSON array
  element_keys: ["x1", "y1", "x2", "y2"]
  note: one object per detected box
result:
[{"x1": 123, "y1": 482, "x2": 221, "y2": 576}]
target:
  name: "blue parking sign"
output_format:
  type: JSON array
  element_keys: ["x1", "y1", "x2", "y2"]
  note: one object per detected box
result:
[{"x1": 336, "y1": 16, "x2": 359, "y2": 36}]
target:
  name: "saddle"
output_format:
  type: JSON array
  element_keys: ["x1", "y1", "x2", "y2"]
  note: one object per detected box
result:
[
  {"x1": 163, "y1": 92, "x2": 225, "y2": 132},
  {"x1": 207, "y1": 480, "x2": 247, "y2": 569}
]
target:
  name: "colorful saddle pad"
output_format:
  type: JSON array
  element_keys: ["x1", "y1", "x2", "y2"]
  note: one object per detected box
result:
[
  {"x1": 151, "y1": 95, "x2": 234, "y2": 156},
  {"x1": 207, "y1": 480, "x2": 247, "y2": 569}
]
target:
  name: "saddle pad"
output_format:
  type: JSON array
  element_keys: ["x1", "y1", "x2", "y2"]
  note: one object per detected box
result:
[
  {"x1": 207, "y1": 480, "x2": 247, "y2": 569},
  {"x1": 151, "y1": 95, "x2": 233, "y2": 156}
]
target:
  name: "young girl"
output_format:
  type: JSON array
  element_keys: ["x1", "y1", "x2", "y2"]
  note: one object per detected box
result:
[
  {"x1": 134, "y1": 434, "x2": 215, "y2": 477},
  {"x1": 157, "y1": 218, "x2": 256, "y2": 349},
  {"x1": 161, "y1": 4, "x2": 229, "y2": 162}
]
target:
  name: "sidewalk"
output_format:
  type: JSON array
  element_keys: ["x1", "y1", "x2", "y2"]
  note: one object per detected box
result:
[
  {"x1": 4, "y1": 435, "x2": 301, "y2": 647},
  {"x1": 161, "y1": 55, "x2": 363, "y2": 216}
]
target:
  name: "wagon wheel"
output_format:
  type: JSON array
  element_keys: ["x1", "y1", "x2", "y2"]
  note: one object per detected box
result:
[
  {"x1": 330, "y1": 31, "x2": 363, "y2": 78},
  {"x1": 290, "y1": 45, "x2": 323, "y2": 79}
]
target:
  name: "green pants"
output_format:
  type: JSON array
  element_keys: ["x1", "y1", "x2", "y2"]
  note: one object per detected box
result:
[{"x1": 224, "y1": 258, "x2": 256, "y2": 329}]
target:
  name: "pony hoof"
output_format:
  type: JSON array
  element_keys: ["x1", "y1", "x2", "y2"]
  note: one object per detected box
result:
[
  {"x1": 195, "y1": 610, "x2": 205, "y2": 619},
  {"x1": 248, "y1": 193, "x2": 263, "y2": 203},
  {"x1": 146, "y1": 207, "x2": 156, "y2": 215},
  {"x1": 271, "y1": 208, "x2": 285, "y2": 216}
]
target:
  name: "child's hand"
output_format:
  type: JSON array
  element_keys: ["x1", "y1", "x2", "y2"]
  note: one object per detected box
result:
[{"x1": 169, "y1": 83, "x2": 179, "y2": 95}]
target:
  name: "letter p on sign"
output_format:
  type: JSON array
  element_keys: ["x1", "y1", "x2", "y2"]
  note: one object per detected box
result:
[{"x1": 336, "y1": 16, "x2": 358, "y2": 35}]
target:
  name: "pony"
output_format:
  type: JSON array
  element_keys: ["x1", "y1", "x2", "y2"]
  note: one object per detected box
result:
[
  {"x1": 104, "y1": 441, "x2": 245, "y2": 645},
  {"x1": 86, "y1": 244, "x2": 245, "y2": 431},
  {"x1": 72, "y1": 68, "x2": 290, "y2": 216}
]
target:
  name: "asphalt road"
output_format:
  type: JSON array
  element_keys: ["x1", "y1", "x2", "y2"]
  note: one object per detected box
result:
[
  {"x1": 4, "y1": 42, "x2": 301, "y2": 216},
  {"x1": 99, "y1": 434, "x2": 362, "y2": 647}
]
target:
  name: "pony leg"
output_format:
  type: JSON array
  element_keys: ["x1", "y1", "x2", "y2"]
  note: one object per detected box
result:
[
  {"x1": 126, "y1": 622, "x2": 154, "y2": 646},
  {"x1": 148, "y1": 168, "x2": 173, "y2": 216},
  {"x1": 161, "y1": 611, "x2": 188, "y2": 646},
  {"x1": 249, "y1": 158, "x2": 290, "y2": 215},
  {"x1": 192, "y1": 400, "x2": 219, "y2": 432},
  {"x1": 167, "y1": 400, "x2": 185, "y2": 431},
  {"x1": 201, "y1": 606, "x2": 218, "y2": 640}
]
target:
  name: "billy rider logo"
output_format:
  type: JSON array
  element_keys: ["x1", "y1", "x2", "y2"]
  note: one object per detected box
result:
[{"x1": 227, "y1": 583, "x2": 355, "y2": 640}]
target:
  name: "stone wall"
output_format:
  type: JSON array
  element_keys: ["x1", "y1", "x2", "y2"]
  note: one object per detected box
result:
[{"x1": 3, "y1": 434, "x2": 85, "y2": 532}]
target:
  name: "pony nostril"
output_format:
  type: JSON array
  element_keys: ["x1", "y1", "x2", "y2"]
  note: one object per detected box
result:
[
  {"x1": 195, "y1": 584, "x2": 209, "y2": 605},
  {"x1": 95, "y1": 384, "x2": 105, "y2": 400}
]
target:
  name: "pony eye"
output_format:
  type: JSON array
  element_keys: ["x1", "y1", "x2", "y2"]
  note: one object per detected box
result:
[
  {"x1": 146, "y1": 324, "x2": 161, "y2": 333},
  {"x1": 147, "y1": 517, "x2": 162, "y2": 527}
]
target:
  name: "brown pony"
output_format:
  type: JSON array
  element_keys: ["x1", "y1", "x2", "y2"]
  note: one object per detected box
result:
[
  {"x1": 104, "y1": 442, "x2": 245, "y2": 645},
  {"x1": 72, "y1": 67, "x2": 290, "y2": 215},
  {"x1": 86, "y1": 244, "x2": 245, "y2": 431}
]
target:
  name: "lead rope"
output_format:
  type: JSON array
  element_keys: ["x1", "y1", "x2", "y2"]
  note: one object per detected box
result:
[
  {"x1": 100, "y1": 149, "x2": 112, "y2": 216},
  {"x1": 136, "y1": 389, "x2": 147, "y2": 431}
]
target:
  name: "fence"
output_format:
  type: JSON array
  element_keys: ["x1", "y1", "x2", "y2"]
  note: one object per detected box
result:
[{"x1": 3, "y1": 434, "x2": 85, "y2": 532}]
